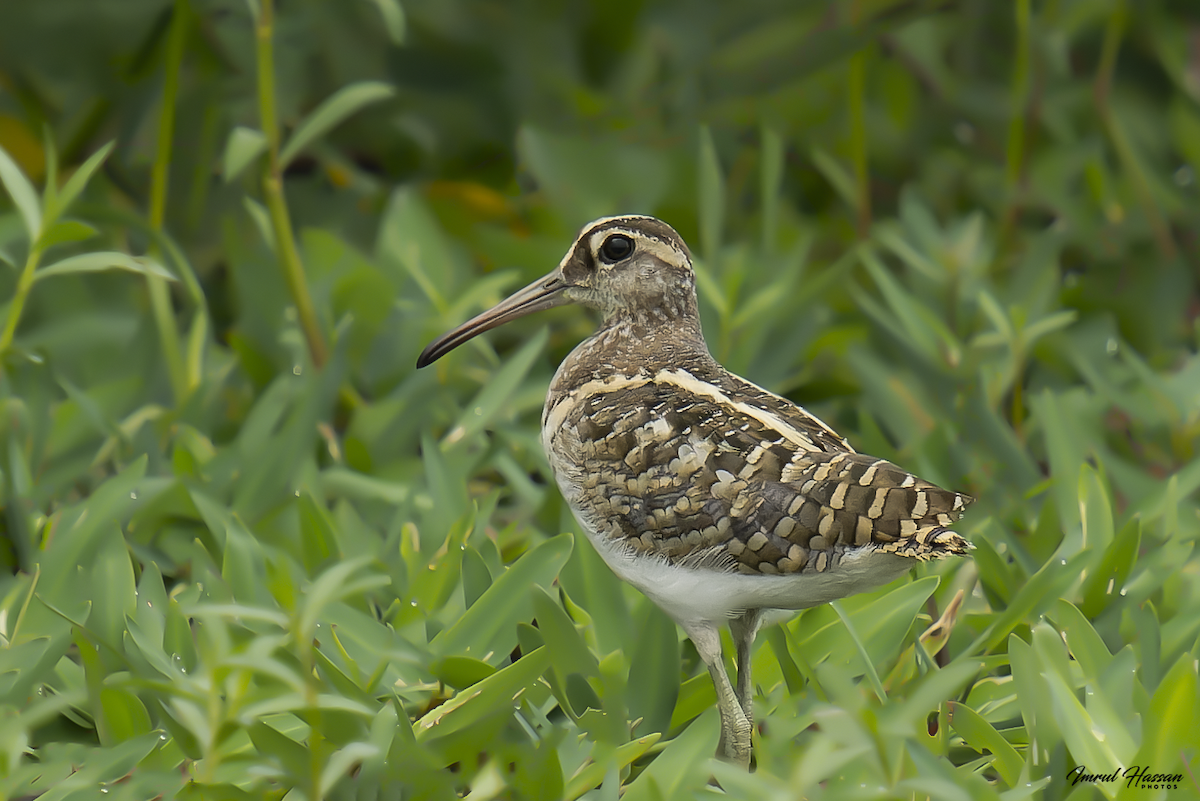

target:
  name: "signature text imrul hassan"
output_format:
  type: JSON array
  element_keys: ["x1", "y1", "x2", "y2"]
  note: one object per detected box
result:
[{"x1": 1067, "y1": 765, "x2": 1183, "y2": 790}]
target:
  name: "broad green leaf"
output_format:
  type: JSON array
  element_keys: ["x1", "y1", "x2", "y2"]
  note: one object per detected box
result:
[
  {"x1": 32, "y1": 732, "x2": 162, "y2": 801},
  {"x1": 948, "y1": 700, "x2": 1023, "y2": 787},
  {"x1": 1115, "y1": 655, "x2": 1200, "y2": 801},
  {"x1": 431, "y1": 533, "x2": 573, "y2": 661},
  {"x1": 563, "y1": 734, "x2": 660, "y2": 800},
  {"x1": 442, "y1": 326, "x2": 548, "y2": 448},
  {"x1": 98, "y1": 687, "x2": 152, "y2": 741},
  {"x1": 247, "y1": 719, "x2": 309, "y2": 780},
  {"x1": 1042, "y1": 665, "x2": 1123, "y2": 797},
  {"x1": 797, "y1": 576, "x2": 939, "y2": 672},
  {"x1": 1008, "y1": 635, "x2": 1061, "y2": 762},
  {"x1": 220, "y1": 519, "x2": 268, "y2": 605},
  {"x1": 0, "y1": 143, "x2": 41, "y2": 239},
  {"x1": 431, "y1": 656, "x2": 496, "y2": 690},
  {"x1": 34, "y1": 251, "x2": 175, "y2": 282},
  {"x1": 625, "y1": 603, "x2": 679, "y2": 739},
  {"x1": 461, "y1": 545, "x2": 492, "y2": 609},
  {"x1": 320, "y1": 742, "x2": 379, "y2": 796},
  {"x1": 969, "y1": 550, "x2": 1089, "y2": 655},
  {"x1": 413, "y1": 646, "x2": 551, "y2": 744},
  {"x1": 298, "y1": 491, "x2": 340, "y2": 574},
  {"x1": 35, "y1": 219, "x2": 97, "y2": 249},
  {"x1": 355, "y1": 703, "x2": 400, "y2": 795},
  {"x1": 298, "y1": 557, "x2": 389, "y2": 641},
  {"x1": 532, "y1": 586, "x2": 600, "y2": 681},
  {"x1": 622, "y1": 705, "x2": 717, "y2": 801},
  {"x1": 280, "y1": 81, "x2": 395, "y2": 168},
  {"x1": 1080, "y1": 517, "x2": 1140, "y2": 619},
  {"x1": 1070, "y1": 463, "x2": 1114, "y2": 560},
  {"x1": 222, "y1": 126, "x2": 268, "y2": 182},
  {"x1": 1050, "y1": 600, "x2": 1113, "y2": 682}
]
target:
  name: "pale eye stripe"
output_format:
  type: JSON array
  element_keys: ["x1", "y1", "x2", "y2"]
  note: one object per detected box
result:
[{"x1": 585, "y1": 225, "x2": 686, "y2": 268}]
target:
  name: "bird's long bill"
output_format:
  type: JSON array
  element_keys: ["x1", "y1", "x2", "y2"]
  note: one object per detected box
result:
[{"x1": 416, "y1": 270, "x2": 570, "y2": 367}]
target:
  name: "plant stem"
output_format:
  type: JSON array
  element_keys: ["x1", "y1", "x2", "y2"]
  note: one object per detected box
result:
[
  {"x1": 1003, "y1": 0, "x2": 1031, "y2": 231},
  {"x1": 255, "y1": 0, "x2": 328, "y2": 368},
  {"x1": 0, "y1": 244, "x2": 44, "y2": 358},
  {"x1": 147, "y1": 0, "x2": 190, "y2": 402},
  {"x1": 848, "y1": 2, "x2": 870, "y2": 239},
  {"x1": 1093, "y1": 0, "x2": 1177, "y2": 262}
]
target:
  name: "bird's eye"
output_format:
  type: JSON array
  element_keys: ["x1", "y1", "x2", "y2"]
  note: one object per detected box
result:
[{"x1": 599, "y1": 234, "x2": 634, "y2": 263}]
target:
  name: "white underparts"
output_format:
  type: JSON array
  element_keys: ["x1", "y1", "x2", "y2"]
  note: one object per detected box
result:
[{"x1": 581, "y1": 522, "x2": 913, "y2": 630}]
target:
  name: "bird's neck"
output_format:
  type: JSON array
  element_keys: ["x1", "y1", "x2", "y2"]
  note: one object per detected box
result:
[{"x1": 549, "y1": 306, "x2": 715, "y2": 397}]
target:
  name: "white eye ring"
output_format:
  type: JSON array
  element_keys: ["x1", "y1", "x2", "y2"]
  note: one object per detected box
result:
[{"x1": 599, "y1": 234, "x2": 635, "y2": 263}]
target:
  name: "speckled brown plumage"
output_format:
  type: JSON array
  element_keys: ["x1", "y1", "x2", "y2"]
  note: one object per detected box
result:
[
  {"x1": 544, "y1": 345, "x2": 972, "y2": 576},
  {"x1": 417, "y1": 214, "x2": 974, "y2": 768}
]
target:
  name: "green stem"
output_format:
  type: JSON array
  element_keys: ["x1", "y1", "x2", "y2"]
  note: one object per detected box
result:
[
  {"x1": 1004, "y1": 0, "x2": 1031, "y2": 207},
  {"x1": 0, "y1": 244, "x2": 45, "y2": 358},
  {"x1": 1093, "y1": 0, "x2": 1177, "y2": 261},
  {"x1": 147, "y1": 0, "x2": 191, "y2": 401},
  {"x1": 255, "y1": 0, "x2": 328, "y2": 367},
  {"x1": 848, "y1": 44, "x2": 870, "y2": 239}
]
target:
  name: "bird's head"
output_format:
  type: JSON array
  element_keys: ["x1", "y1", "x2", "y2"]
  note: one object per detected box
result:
[{"x1": 417, "y1": 215, "x2": 697, "y2": 367}]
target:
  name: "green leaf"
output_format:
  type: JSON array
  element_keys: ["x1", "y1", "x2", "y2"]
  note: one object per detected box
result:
[
  {"x1": 697, "y1": 125, "x2": 724, "y2": 265},
  {"x1": 35, "y1": 219, "x2": 97, "y2": 249},
  {"x1": 531, "y1": 586, "x2": 600, "y2": 681},
  {"x1": 413, "y1": 646, "x2": 551, "y2": 744},
  {"x1": 243, "y1": 196, "x2": 275, "y2": 251},
  {"x1": 431, "y1": 656, "x2": 496, "y2": 690},
  {"x1": 759, "y1": 125, "x2": 784, "y2": 251},
  {"x1": 98, "y1": 687, "x2": 152, "y2": 741},
  {"x1": 625, "y1": 603, "x2": 680, "y2": 738},
  {"x1": 441, "y1": 326, "x2": 548, "y2": 448},
  {"x1": 280, "y1": 81, "x2": 395, "y2": 168},
  {"x1": 563, "y1": 734, "x2": 660, "y2": 800},
  {"x1": 365, "y1": 0, "x2": 406, "y2": 43},
  {"x1": 247, "y1": 719, "x2": 309, "y2": 780},
  {"x1": 1080, "y1": 517, "x2": 1140, "y2": 619},
  {"x1": 622, "y1": 705, "x2": 717, "y2": 801},
  {"x1": 47, "y1": 141, "x2": 113, "y2": 226},
  {"x1": 320, "y1": 742, "x2": 379, "y2": 796},
  {"x1": 811, "y1": 146, "x2": 857, "y2": 211},
  {"x1": 0, "y1": 142, "x2": 42, "y2": 239},
  {"x1": 431, "y1": 533, "x2": 573, "y2": 661},
  {"x1": 969, "y1": 551, "x2": 1089, "y2": 655},
  {"x1": 298, "y1": 557, "x2": 390, "y2": 641},
  {"x1": 947, "y1": 700, "x2": 1023, "y2": 787},
  {"x1": 34, "y1": 251, "x2": 176, "y2": 282},
  {"x1": 222, "y1": 126, "x2": 268, "y2": 182},
  {"x1": 1119, "y1": 655, "x2": 1200, "y2": 800},
  {"x1": 798, "y1": 576, "x2": 939, "y2": 673}
]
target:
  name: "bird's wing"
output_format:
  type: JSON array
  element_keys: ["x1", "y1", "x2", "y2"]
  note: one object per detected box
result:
[{"x1": 547, "y1": 367, "x2": 971, "y2": 575}]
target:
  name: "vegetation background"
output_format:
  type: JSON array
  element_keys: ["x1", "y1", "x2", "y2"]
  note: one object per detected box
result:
[{"x1": 0, "y1": 0, "x2": 1197, "y2": 798}]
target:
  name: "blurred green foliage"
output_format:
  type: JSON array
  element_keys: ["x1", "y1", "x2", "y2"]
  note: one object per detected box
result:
[{"x1": 0, "y1": 0, "x2": 1198, "y2": 798}]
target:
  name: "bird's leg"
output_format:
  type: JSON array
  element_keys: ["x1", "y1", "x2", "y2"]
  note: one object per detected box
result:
[
  {"x1": 683, "y1": 621, "x2": 752, "y2": 767},
  {"x1": 729, "y1": 609, "x2": 764, "y2": 728}
]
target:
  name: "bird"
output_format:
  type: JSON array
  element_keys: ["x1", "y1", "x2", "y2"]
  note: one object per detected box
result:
[{"x1": 417, "y1": 215, "x2": 973, "y2": 767}]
